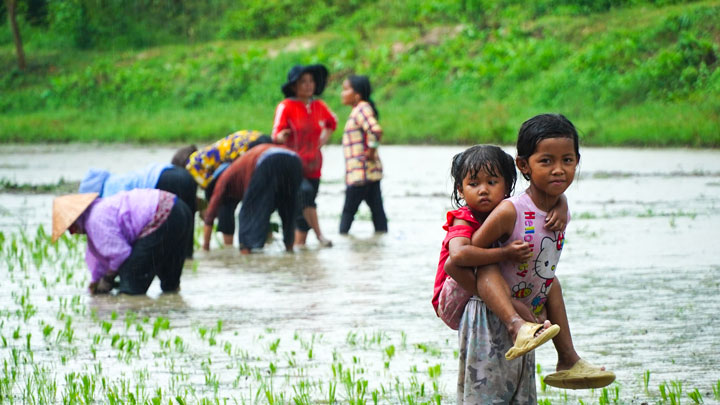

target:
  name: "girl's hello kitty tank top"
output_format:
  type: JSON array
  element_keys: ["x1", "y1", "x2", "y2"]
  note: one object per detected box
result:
[{"x1": 499, "y1": 191, "x2": 570, "y2": 315}]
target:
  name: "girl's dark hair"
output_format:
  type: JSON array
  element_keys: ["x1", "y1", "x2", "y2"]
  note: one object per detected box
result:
[
  {"x1": 516, "y1": 113, "x2": 580, "y2": 180},
  {"x1": 171, "y1": 144, "x2": 198, "y2": 167},
  {"x1": 451, "y1": 145, "x2": 516, "y2": 208},
  {"x1": 348, "y1": 74, "x2": 379, "y2": 120}
]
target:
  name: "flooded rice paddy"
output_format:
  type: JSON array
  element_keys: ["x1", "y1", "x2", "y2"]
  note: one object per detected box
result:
[{"x1": 1, "y1": 144, "x2": 719, "y2": 404}]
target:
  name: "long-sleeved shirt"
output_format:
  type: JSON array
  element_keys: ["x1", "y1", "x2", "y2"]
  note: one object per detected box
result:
[
  {"x1": 204, "y1": 144, "x2": 295, "y2": 226},
  {"x1": 77, "y1": 189, "x2": 160, "y2": 282},
  {"x1": 342, "y1": 101, "x2": 383, "y2": 186},
  {"x1": 186, "y1": 130, "x2": 266, "y2": 188},
  {"x1": 78, "y1": 163, "x2": 172, "y2": 197},
  {"x1": 271, "y1": 98, "x2": 337, "y2": 179}
]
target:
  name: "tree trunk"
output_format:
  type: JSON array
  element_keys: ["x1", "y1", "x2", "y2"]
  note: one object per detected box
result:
[{"x1": 6, "y1": 0, "x2": 27, "y2": 71}]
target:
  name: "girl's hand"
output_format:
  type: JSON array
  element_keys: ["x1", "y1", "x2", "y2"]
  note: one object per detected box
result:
[
  {"x1": 319, "y1": 127, "x2": 332, "y2": 147},
  {"x1": 365, "y1": 147, "x2": 377, "y2": 161},
  {"x1": 545, "y1": 209, "x2": 567, "y2": 232},
  {"x1": 546, "y1": 194, "x2": 568, "y2": 232},
  {"x1": 89, "y1": 277, "x2": 115, "y2": 295},
  {"x1": 502, "y1": 240, "x2": 533, "y2": 263},
  {"x1": 275, "y1": 129, "x2": 291, "y2": 144}
]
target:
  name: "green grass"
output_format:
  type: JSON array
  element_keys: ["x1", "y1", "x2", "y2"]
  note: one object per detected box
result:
[{"x1": 1, "y1": 1, "x2": 719, "y2": 146}]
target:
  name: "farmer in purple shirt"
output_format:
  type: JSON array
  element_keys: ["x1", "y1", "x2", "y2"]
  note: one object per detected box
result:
[{"x1": 51, "y1": 189, "x2": 192, "y2": 295}]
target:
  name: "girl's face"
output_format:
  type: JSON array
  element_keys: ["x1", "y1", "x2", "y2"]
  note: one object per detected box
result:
[
  {"x1": 293, "y1": 73, "x2": 316, "y2": 100},
  {"x1": 517, "y1": 137, "x2": 578, "y2": 198},
  {"x1": 340, "y1": 79, "x2": 360, "y2": 106},
  {"x1": 458, "y1": 169, "x2": 507, "y2": 217}
]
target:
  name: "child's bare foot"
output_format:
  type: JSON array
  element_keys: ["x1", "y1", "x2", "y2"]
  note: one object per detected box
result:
[
  {"x1": 508, "y1": 319, "x2": 554, "y2": 342},
  {"x1": 505, "y1": 319, "x2": 560, "y2": 360},
  {"x1": 556, "y1": 353, "x2": 583, "y2": 372}
]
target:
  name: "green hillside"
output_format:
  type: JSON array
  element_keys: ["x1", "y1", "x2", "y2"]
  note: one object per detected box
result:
[{"x1": 1, "y1": 0, "x2": 719, "y2": 146}]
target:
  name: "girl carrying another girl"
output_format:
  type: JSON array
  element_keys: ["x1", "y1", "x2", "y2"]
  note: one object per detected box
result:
[
  {"x1": 444, "y1": 114, "x2": 614, "y2": 403},
  {"x1": 433, "y1": 145, "x2": 547, "y2": 330},
  {"x1": 339, "y1": 75, "x2": 388, "y2": 235}
]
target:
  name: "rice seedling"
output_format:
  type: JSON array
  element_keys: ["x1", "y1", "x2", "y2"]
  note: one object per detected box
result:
[
  {"x1": 269, "y1": 338, "x2": 281, "y2": 354},
  {"x1": 671, "y1": 380, "x2": 684, "y2": 404},
  {"x1": 599, "y1": 387, "x2": 610, "y2": 404},
  {"x1": 346, "y1": 331, "x2": 359, "y2": 346},
  {"x1": 414, "y1": 342, "x2": 442, "y2": 357},
  {"x1": 688, "y1": 388, "x2": 704, "y2": 404},
  {"x1": 152, "y1": 317, "x2": 170, "y2": 338},
  {"x1": 537, "y1": 364, "x2": 548, "y2": 393},
  {"x1": 427, "y1": 364, "x2": 441, "y2": 380},
  {"x1": 384, "y1": 344, "x2": 396, "y2": 368},
  {"x1": 292, "y1": 378, "x2": 313, "y2": 404},
  {"x1": 41, "y1": 322, "x2": 54, "y2": 339},
  {"x1": 341, "y1": 367, "x2": 368, "y2": 405}
]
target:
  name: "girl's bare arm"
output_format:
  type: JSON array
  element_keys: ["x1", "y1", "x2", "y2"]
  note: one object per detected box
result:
[
  {"x1": 466, "y1": 201, "x2": 532, "y2": 264},
  {"x1": 449, "y1": 202, "x2": 525, "y2": 267},
  {"x1": 444, "y1": 236, "x2": 479, "y2": 295}
]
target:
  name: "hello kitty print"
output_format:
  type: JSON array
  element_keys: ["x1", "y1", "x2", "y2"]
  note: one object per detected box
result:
[{"x1": 500, "y1": 192, "x2": 569, "y2": 315}]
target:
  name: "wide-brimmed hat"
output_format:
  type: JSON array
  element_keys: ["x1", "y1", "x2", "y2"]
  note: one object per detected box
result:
[
  {"x1": 51, "y1": 193, "x2": 99, "y2": 242},
  {"x1": 281, "y1": 64, "x2": 328, "y2": 98}
]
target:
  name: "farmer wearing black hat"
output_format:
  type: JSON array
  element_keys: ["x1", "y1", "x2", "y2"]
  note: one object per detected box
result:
[{"x1": 272, "y1": 64, "x2": 337, "y2": 248}]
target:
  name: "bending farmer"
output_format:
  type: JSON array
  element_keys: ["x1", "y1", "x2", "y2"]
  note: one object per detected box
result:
[
  {"x1": 52, "y1": 189, "x2": 192, "y2": 295},
  {"x1": 202, "y1": 143, "x2": 302, "y2": 253}
]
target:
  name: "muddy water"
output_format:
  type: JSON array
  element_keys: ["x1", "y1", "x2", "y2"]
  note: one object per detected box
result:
[{"x1": 1, "y1": 144, "x2": 719, "y2": 402}]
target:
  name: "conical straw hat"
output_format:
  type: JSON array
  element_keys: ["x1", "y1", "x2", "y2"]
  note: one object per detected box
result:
[{"x1": 51, "y1": 193, "x2": 99, "y2": 242}]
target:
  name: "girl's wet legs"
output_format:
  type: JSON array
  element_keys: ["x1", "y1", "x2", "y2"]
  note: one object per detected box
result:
[
  {"x1": 546, "y1": 277, "x2": 581, "y2": 371},
  {"x1": 476, "y1": 265, "x2": 526, "y2": 339},
  {"x1": 476, "y1": 264, "x2": 554, "y2": 342}
]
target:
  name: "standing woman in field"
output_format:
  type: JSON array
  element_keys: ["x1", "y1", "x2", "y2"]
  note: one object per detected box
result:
[
  {"x1": 272, "y1": 64, "x2": 337, "y2": 248},
  {"x1": 339, "y1": 74, "x2": 388, "y2": 234}
]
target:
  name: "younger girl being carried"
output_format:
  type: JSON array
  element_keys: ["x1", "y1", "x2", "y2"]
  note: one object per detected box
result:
[
  {"x1": 445, "y1": 114, "x2": 614, "y2": 403},
  {"x1": 433, "y1": 145, "x2": 548, "y2": 330}
]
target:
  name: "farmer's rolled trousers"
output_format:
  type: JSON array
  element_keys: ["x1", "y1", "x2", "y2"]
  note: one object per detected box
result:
[
  {"x1": 295, "y1": 177, "x2": 320, "y2": 233},
  {"x1": 156, "y1": 166, "x2": 197, "y2": 258},
  {"x1": 237, "y1": 154, "x2": 302, "y2": 250},
  {"x1": 117, "y1": 198, "x2": 192, "y2": 294}
]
